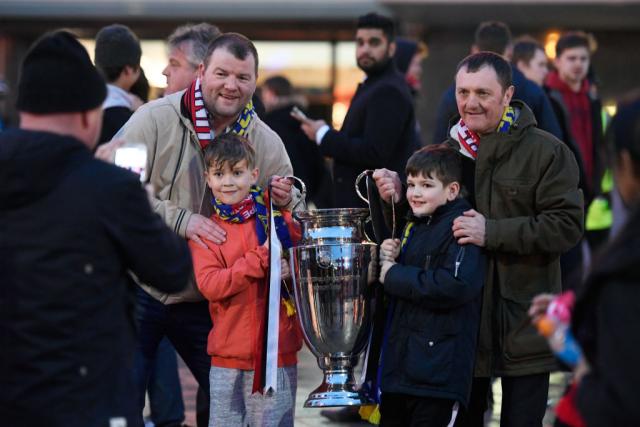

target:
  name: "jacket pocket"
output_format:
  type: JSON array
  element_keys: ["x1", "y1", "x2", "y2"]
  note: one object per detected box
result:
[
  {"x1": 499, "y1": 297, "x2": 551, "y2": 362},
  {"x1": 404, "y1": 331, "x2": 456, "y2": 386},
  {"x1": 493, "y1": 179, "x2": 535, "y2": 217}
]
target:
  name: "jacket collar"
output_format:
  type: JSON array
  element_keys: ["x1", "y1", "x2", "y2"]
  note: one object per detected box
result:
[{"x1": 473, "y1": 100, "x2": 537, "y2": 163}]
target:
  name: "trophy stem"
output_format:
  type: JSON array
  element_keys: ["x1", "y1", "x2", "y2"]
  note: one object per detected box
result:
[{"x1": 303, "y1": 355, "x2": 375, "y2": 408}]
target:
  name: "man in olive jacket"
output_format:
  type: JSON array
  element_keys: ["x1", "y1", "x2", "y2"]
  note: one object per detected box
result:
[{"x1": 374, "y1": 52, "x2": 583, "y2": 426}]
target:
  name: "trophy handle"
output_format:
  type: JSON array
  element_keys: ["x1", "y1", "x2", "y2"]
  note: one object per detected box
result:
[
  {"x1": 355, "y1": 169, "x2": 373, "y2": 205},
  {"x1": 284, "y1": 175, "x2": 307, "y2": 212}
]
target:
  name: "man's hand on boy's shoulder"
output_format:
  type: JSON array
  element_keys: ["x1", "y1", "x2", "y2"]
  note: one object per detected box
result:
[
  {"x1": 186, "y1": 214, "x2": 227, "y2": 248},
  {"x1": 452, "y1": 209, "x2": 486, "y2": 246}
]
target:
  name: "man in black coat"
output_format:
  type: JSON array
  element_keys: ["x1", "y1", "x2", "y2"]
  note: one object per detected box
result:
[
  {"x1": 0, "y1": 31, "x2": 191, "y2": 427},
  {"x1": 432, "y1": 21, "x2": 562, "y2": 145},
  {"x1": 300, "y1": 12, "x2": 418, "y2": 208}
]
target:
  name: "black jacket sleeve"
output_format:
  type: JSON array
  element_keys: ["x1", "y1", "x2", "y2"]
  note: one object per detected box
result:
[
  {"x1": 101, "y1": 172, "x2": 191, "y2": 294},
  {"x1": 320, "y1": 84, "x2": 412, "y2": 167},
  {"x1": 383, "y1": 240, "x2": 485, "y2": 310}
]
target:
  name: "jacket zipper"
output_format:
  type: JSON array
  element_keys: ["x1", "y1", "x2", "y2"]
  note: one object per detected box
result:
[
  {"x1": 168, "y1": 126, "x2": 187, "y2": 201},
  {"x1": 454, "y1": 247, "x2": 466, "y2": 278}
]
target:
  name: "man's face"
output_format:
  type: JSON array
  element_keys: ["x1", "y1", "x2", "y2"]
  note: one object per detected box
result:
[
  {"x1": 356, "y1": 28, "x2": 395, "y2": 74},
  {"x1": 455, "y1": 65, "x2": 514, "y2": 136},
  {"x1": 200, "y1": 48, "x2": 256, "y2": 120},
  {"x1": 162, "y1": 43, "x2": 199, "y2": 95},
  {"x1": 554, "y1": 46, "x2": 590, "y2": 87},
  {"x1": 519, "y1": 48, "x2": 548, "y2": 86}
]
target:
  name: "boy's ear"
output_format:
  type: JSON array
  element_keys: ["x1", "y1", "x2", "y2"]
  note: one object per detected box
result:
[
  {"x1": 251, "y1": 168, "x2": 259, "y2": 184},
  {"x1": 447, "y1": 182, "x2": 460, "y2": 201}
]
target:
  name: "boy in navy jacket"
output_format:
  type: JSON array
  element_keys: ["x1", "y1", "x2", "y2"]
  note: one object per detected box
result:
[{"x1": 378, "y1": 144, "x2": 486, "y2": 426}]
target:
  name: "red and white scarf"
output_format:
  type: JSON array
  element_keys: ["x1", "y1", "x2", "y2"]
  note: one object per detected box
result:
[{"x1": 450, "y1": 106, "x2": 517, "y2": 159}]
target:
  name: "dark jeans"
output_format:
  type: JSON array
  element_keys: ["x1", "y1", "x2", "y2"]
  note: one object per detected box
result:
[
  {"x1": 148, "y1": 338, "x2": 185, "y2": 427},
  {"x1": 455, "y1": 374, "x2": 550, "y2": 427},
  {"x1": 380, "y1": 392, "x2": 457, "y2": 427},
  {"x1": 134, "y1": 286, "x2": 212, "y2": 427}
]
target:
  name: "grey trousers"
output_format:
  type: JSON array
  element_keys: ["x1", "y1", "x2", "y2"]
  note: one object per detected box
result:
[{"x1": 208, "y1": 365, "x2": 297, "y2": 427}]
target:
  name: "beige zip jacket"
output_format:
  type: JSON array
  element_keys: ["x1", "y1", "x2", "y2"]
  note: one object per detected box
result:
[{"x1": 116, "y1": 90, "x2": 299, "y2": 304}]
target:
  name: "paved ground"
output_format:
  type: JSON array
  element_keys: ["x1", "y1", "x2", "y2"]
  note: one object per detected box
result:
[{"x1": 162, "y1": 347, "x2": 567, "y2": 426}]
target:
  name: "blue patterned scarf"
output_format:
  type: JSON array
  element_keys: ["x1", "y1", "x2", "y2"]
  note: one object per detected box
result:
[{"x1": 211, "y1": 186, "x2": 293, "y2": 250}]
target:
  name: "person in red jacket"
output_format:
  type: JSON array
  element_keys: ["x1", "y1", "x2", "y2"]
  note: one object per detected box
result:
[{"x1": 190, "y1": 133, "x2": 302, "y2": 427}]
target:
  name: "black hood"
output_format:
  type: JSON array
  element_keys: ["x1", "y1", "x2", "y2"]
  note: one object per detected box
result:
[{"x1": 0, "y1": 129, "x2": 90, "y2": 209}]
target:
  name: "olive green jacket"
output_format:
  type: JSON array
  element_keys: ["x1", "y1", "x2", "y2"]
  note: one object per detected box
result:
[{"x1": 446, "y1": 101, "x2": 584, "y2": 377}]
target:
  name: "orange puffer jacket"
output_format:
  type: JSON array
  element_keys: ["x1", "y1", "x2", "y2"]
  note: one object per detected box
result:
[{"x1": 190, "y1": 213, "x2": 302, "y2": 370}]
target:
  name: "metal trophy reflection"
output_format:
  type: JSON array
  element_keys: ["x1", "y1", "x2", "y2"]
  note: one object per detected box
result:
[{"x1": 288, "y1": 174, "x2": 378, "y2": 407}]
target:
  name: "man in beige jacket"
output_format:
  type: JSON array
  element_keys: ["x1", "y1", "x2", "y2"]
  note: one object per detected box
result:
[{"x1": 115, "y1": 32, "x2": 297, "y2": 425}]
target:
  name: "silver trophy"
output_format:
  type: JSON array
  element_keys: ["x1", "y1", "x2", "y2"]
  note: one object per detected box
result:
[{"x1": 289, "y1": 180, "x2": 378, "y2": 407}]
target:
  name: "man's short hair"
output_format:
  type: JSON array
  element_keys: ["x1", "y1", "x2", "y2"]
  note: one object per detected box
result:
[
  {"x1": 357, "y1": 12, "x2": 395, "y2": 42},
  {"x1": 474, "y1": 21, "x2": 512, "y2": 55},
  {"x1": 204, "y1": 33, "x2": 258, "y2": 73},
  {"x1": 167, "y1": 22, "x2": 221, "y2": 68},
  {"x1": 512, "y1": 36, "x2": 544, "y2": 66},
  {"x1": 263, "y1": 75, "x2": 293, "y2": 98},
  {"x1": 94, "y1": 24, "x2": 141, "y2": 82},
  {"x1": 406, "y1": 144, "x2": 464, "y2": 189},
  {"x1": 555, "y1": 31, "x2": 590, "y2": 58},
  {"x1": 204, "y1": 133, "x2": 256, "y2": 170},
  {"x1": 457, "y1": 51, "x2": 513, "y2": 92}
]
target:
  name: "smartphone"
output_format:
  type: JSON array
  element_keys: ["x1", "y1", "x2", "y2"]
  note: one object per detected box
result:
[
  {"x1": 290, "y1": 106, "x2": 309, "y2": 122},
  {"x1": 114, "y1": 142, "x2": 147, "y2": 182}
]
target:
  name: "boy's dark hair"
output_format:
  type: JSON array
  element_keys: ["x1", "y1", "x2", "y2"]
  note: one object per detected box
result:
[
  {"x1": 512, "y1": 36, "x2": 544, "y2": 66},
  {"x1": 456, "y1": 51, "x2": 513, "y2": 92},
  {"x1": 556, "y1": 31, "x2": 590, "y2": 57},
  {"x1": 204, "y1": 133, "x2": 256, "y2": 170},
  {"x1": 406, "y1": 144, "x2": 464, "y2": 189},
  {"x1": 357, "y1": 12, "x2": 395, "y2": 42},
  {"x1": 263, "y1": 75, "x2": 293, "y2": 97},
  {"x1": 474, "y1": 21, "x2": 512, "y2": 55},
  {"x1": 205, "y1": 32, "x2": 258, "y2": 73},
  {"x1": 94, "y1": 24, "x2": 141, "y2": 82}
]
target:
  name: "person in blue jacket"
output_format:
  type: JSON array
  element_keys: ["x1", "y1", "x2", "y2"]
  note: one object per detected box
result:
[{"x1": 378, "y1": 145, "x2": 486, "y2": 426}]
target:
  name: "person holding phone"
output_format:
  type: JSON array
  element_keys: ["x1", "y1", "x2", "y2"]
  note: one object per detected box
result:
[{"x1": 298, "y1": 12, "x2": 418, "y2": 209}]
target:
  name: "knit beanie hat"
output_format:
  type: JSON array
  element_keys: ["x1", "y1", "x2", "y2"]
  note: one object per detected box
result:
[
  {"x1": 95, "y1": 24, "x2": 142, "y2": 73},
  {"x1": 16, "y1": 30, "x2": 106, "y2": 113}
]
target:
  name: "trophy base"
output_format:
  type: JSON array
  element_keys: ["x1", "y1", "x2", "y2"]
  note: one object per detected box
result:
[{"x1": 304, "y1": 371, "x2": 375, "y2": 408}]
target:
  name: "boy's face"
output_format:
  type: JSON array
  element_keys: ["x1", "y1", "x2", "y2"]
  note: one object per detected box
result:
[
  {"x1": 205, "y1": 158, "x2": 258, "y2": 205},
  {"x1": 406, "y1": 172, "x2": 459, "y2": 217}
]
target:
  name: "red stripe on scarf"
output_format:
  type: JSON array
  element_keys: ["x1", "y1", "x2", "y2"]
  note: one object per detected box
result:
[{"x1": 182, "y1": 79, "x2": 213, "y2": 149}]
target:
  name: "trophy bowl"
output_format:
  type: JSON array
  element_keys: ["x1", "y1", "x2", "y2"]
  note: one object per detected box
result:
[{"x1": 290, "y1": 208, "x2": 377, "y2": 407}]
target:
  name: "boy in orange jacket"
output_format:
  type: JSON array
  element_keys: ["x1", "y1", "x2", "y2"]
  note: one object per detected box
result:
[{"x1": 190, "y1": 133, "x2": 302, "y2": 427}]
